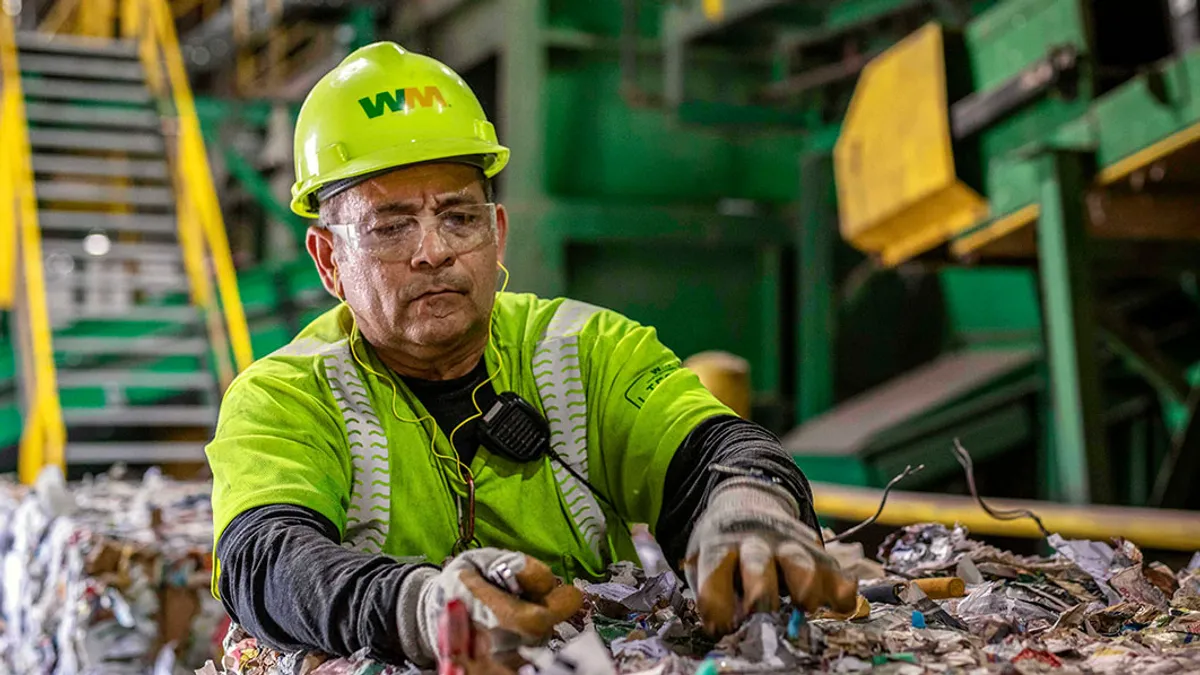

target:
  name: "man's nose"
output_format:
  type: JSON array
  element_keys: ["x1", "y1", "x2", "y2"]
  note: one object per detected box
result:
[{"x1": 410, "y1": 224, "x2": 455, "y2": 269}]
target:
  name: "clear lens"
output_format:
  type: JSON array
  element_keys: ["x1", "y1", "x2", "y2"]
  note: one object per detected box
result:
[{"x1": 327, "y1": 203, "x2": 497, "y2": 262}]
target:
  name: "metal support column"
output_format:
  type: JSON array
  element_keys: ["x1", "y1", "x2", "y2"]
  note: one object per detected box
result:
[
  {"x1": 797, "y1": 154, "x2": 836, "y2": 423},
  {"x1": 500, "y1": 0, "x2": 557, "y2": 296},
  {"x1": 1036, "y1": 150, "x2": 1110, "y2": 504}
]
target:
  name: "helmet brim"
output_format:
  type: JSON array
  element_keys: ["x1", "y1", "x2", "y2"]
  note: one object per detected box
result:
[{"x1": 290, "y1": 138, "x2": 510, "y2": 218}]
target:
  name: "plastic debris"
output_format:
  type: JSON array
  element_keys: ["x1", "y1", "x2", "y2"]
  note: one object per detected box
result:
[
  {"x1": 787, "y1": 608, "x2": 803, "y2": 640},
  {"x1": 911, "y1": 611, "x2": 926, "y2": 629}
]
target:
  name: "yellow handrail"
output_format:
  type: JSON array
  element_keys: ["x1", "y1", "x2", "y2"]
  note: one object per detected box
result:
[
  {"x1": 1, "y1": 12, "x2": 67, "y2": 484},
  {"x1": 124, "y1": 0, "x2": 255, "y2": 383}
]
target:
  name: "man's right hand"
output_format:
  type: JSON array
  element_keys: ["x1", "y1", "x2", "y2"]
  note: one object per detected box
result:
[{"x1": 399, "y1": 548, "x2": 583, "y2": 666}]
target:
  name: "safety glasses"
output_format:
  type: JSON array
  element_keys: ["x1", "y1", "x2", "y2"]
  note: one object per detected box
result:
[{"x1": 325, "y1": 203, "x2": 497, "y2": 262}]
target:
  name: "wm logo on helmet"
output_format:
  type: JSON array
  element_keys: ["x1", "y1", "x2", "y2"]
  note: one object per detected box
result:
[{"x1": 358, "y1": 86, "x2": 447, "y2": 119}]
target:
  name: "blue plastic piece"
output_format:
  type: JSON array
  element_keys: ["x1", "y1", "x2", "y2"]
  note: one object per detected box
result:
[
  {"x1": 696, "y1": 659, "x2": 719, "y2": 675},
  {"x1": 911, "y1": 610, "x2": 927, "y2": 629},
  {"x1": 787, "y1": 608, "x2": 804, "y2": 639}
]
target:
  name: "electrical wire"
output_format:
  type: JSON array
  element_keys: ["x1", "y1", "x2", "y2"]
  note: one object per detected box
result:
[
  {"x1": 445, "y1": 262, "x2": 511, "y2": 472},
  {"x1": 826, "y1": 463, "x2": 925, "y2": 543},
  {"x1": 340, "y1": 261, "x2": 512, "y2": 488},
  {"x1": 339, "y1": 257, "x2": 625, "y2": 551},
  {"x1": 952, "y1": 438, "x2": 1051, "y2": 539}
]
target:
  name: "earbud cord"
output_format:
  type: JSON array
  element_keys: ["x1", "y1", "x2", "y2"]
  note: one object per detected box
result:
[
  {"x1": 336, "y1": 262, "x2": 627, "y2": 556},
  {"x1": 333, "y1": 264, "x2": 510, "y2": 486}
]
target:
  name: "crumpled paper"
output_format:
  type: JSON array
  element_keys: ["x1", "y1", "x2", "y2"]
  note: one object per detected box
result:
[
  {"x1": 1174, "y1": 568, "x2": 1200, "y2": 611},
  {"x1": 823, "y1": 529, "x2": 886, "y2": 581},
  {"x1": 1, "y1": 466, "x2": 222, "y2": 674},
  {"x1": 577, "y1": 570, "x2": 686, "y2": 618},
  {"x1": 199, "y1": 524, "x2": 1200, "y2": 675}
]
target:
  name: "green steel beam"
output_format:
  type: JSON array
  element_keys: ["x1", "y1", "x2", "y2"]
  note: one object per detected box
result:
[
  {"x1": 797, "y1": 154, "x2": 835, "y2": 423},
  {"x1": 220, "y1": 145, "x2": 309, "y2": 248},
  {"x1": 1036, "y1": 150, "x2": 1110, "y2": 504}
]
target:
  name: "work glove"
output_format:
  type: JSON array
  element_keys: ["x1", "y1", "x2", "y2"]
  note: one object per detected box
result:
[
  {"x1": 398, "y1": 548, "x2": 584, "y2": 666},
  {"x1": 684, "y1": 476, "x2": 858, "y2": 636}
]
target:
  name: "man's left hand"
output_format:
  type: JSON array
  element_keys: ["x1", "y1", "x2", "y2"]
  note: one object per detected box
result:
[{"x1": 684, "y1": 476, "x2": 858, "y2": 636}]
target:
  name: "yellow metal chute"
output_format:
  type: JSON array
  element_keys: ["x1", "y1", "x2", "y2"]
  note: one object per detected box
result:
[{"x1": 834, "y1": 23, "x2": 988, "y2": 267}]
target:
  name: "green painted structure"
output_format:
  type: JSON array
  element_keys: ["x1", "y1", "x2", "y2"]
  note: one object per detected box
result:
[{"x1": 4, "y1": 0, "x2": 1199, "y2": 511}]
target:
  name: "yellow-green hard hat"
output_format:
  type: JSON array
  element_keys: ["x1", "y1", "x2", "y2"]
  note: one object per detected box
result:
[{"x1": 289, "y1": 41, "x2": 510, "y2": 218}]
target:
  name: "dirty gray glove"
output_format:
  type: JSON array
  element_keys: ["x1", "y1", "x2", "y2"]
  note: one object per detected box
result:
[
  {"x1": 684, "y1": 476, "x2": 858, "y2": 636},
  {"x1": 396, "y1": 548, "x2": 583, "y2": 666}
]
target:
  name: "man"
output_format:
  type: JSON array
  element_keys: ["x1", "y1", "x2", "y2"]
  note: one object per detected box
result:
[{"x1": 207, "y1": 41, "x2": 855, "y2": 668}]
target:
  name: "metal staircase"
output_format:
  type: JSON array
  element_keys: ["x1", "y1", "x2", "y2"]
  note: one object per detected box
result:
[
  {"x1": 2, "y1": 0, "x2": 252, "y2": 482},
  {"x1": 17, "y1": 32, "x2": 221, "y2": 465}
]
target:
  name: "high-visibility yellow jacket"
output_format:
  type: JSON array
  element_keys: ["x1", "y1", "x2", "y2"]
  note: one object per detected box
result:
[{"x1": 207, "y1": 292, "x2": 732, "y2": 592}]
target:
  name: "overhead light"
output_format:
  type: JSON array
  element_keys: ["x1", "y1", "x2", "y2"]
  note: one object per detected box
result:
[{"x1": 83, "y1": 232, "x2": 112, "y2": 257}]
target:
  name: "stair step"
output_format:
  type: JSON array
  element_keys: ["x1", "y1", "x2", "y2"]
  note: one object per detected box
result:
[
  {"x1": 42, "y1": 239, "x2": 182, "y2": 261},
  {"x1": 48, "y1": 273, "x2": 189, "y2": 294},
  {"x1": 25, "y1": 102, "x2": 159, "y2": 130},
  {"x1": 58, "y1": 369, "x2": 213, "y2": 389},
  {"x1": 29, "y1": 129, "x2": 164, "y2": 155},
  {"x1": 33, "y1": 155, "x2": 169, "y2": 180},
  {"x1": 66, "y1": 441, "x2": 209, "y2": 463},
  {"x1": 36, "y1": 180, "x2": 173, "y2": 207},
  {"x1": 18, "y1": 53, "x2": 145, "y2": 82},
  {"x1": 63, "y1": 405, "x2": 217, "y2": 427},
  {"x1": 63, "y1": 305, "x2": 201, "y2": 324},
  {"x1": 22, "y1": 78, "x2": 151, "y2": 104},
  {"x1": 16, "y1": 32, "x2": 139, "y2": 60},
  {"x1": 54, "y1": 335, "x2": 208, "y2": 356},
  {"x1": 39, "y1": 210, "x2": 176, "y2": 233}
]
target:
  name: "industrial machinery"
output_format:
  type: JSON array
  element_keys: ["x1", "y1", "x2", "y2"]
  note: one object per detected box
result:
[
  {"x1": 3, "y1": 0, "x2": 1197, "y2": 519},
  {"x1": 810, "y1": 0, "x2": 1200, "y2": 509}
]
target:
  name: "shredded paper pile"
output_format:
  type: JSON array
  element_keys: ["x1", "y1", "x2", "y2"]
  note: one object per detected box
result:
[
  {"x1": 0, "y1": 468, "x2": 225, "y2": 674},
  {"x1": 3, "y1": 468, "x2": 1198, "y2": 674},
  {"x1": 208, "y1": 523, "x2": 1200, "y2": 675}
]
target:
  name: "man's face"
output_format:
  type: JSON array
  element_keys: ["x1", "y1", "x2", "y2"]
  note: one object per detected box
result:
[{"x1": 308, "y1": 162, "x2": 508, "y2": 353}]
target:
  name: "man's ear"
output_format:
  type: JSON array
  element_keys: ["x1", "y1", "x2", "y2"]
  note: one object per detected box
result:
[
  {"x1": 306, "y1": 226, "x2": 343, "y2": 300},
  {"x1": 495, "y1": 202, "x2": 509, "y2": 263}
]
